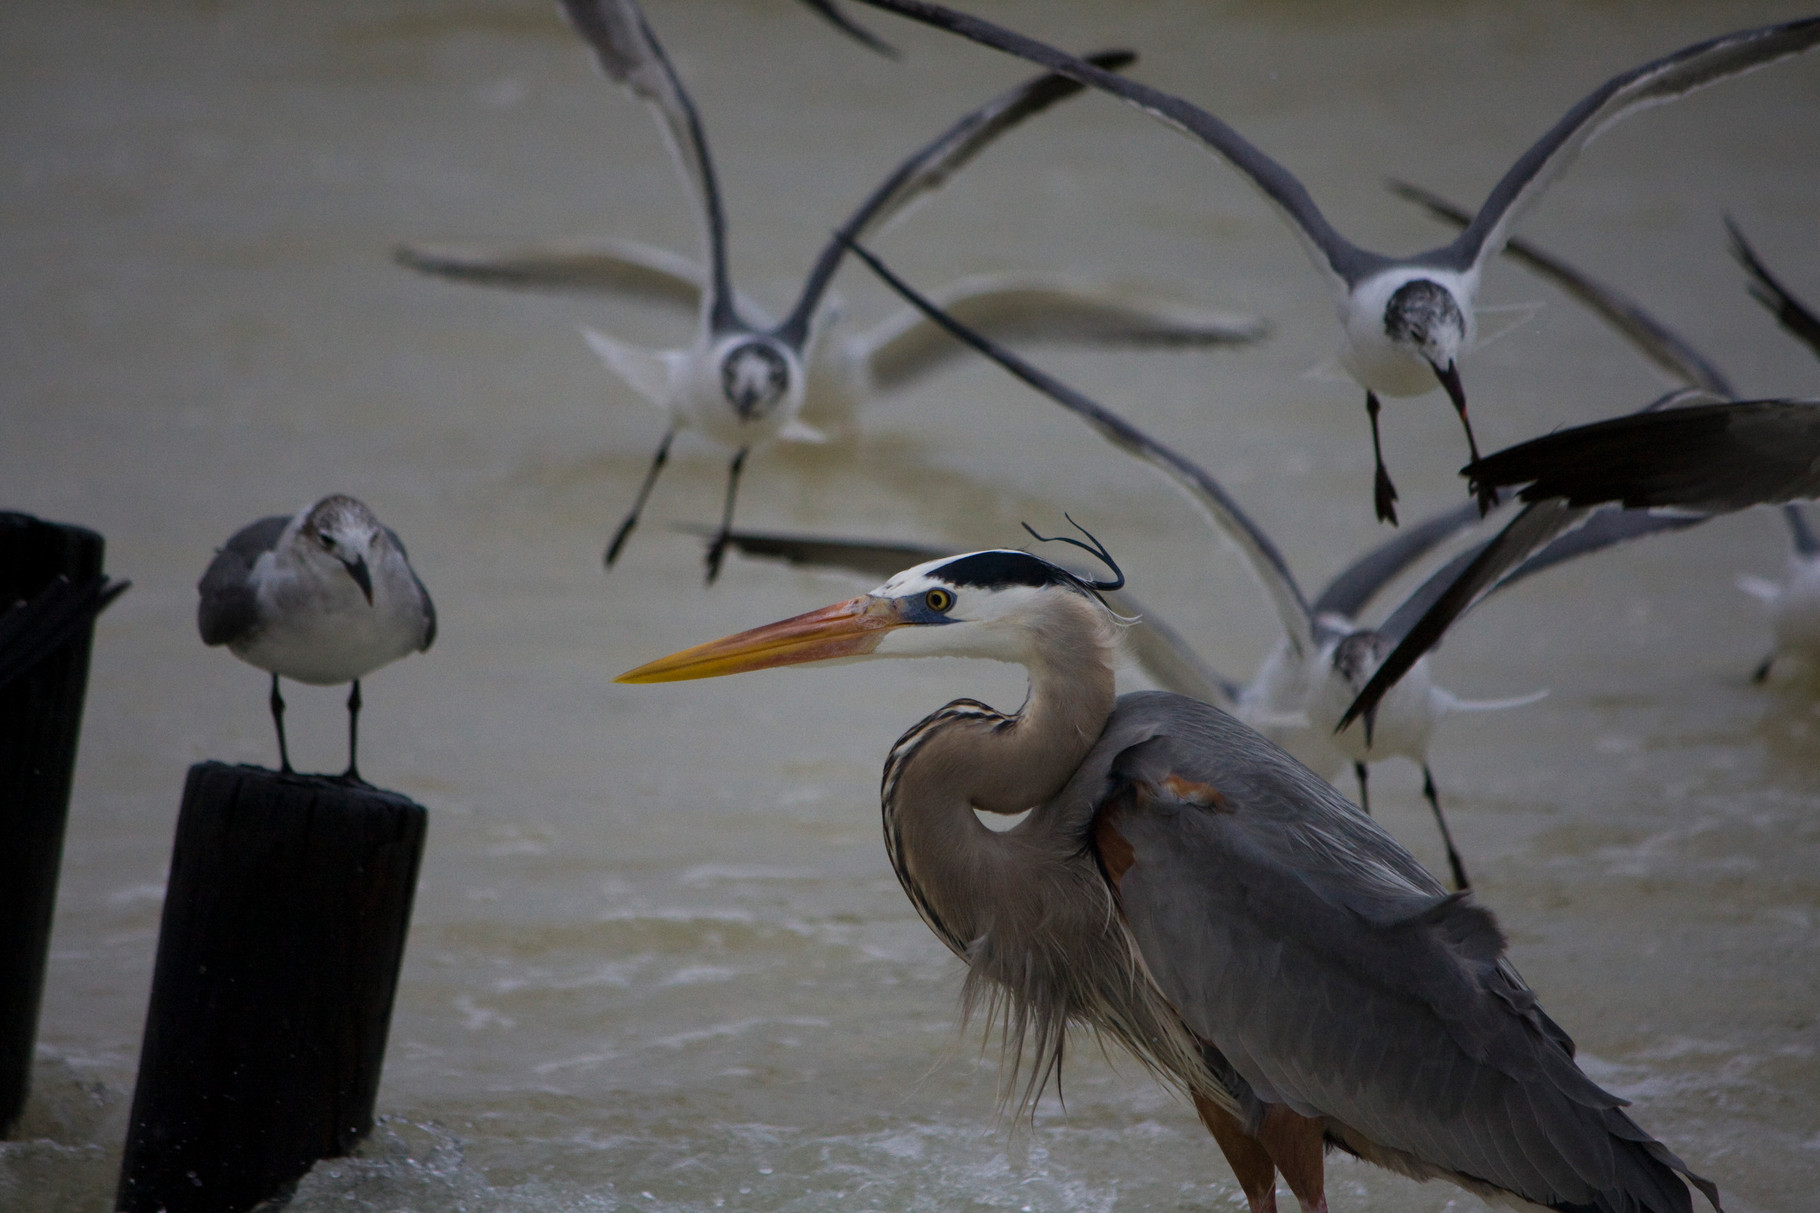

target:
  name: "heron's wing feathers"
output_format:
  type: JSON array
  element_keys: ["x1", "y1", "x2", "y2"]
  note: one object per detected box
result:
[
  {"x1": 847, "y1": 0, "x2": 1382, "y2": 288},
  {"x1": 1469, "y1": 399, "x2": 1820, "y2": 513},
  {"x1": 779, "y1": 51, "x2": 1135, "y2": 345},
  {"x1": 0, "y1": 575, "x2": 128, "y2": 691},
  {"x1": 1446, "y1": 15, "x2": 1820, "y2": 272},
  {"x1": 1727, "y1": 216, "x2": 1820, "y2": 364},
  {"x1": 1090, "y1": 694, "x2": 1714, "y2": 1212},
  {"x1": 855, "y1": 274, "x2": 1266, "y2": 394},
  {"x1": 197, "y1": 515, "x2": 288, "y2": 647},
  {"x1": 391, "y1": 237, "x2": 705, "y2": 308},
  {"x1": 1391, "y1": 181, "x2": 1735, "y2": 396},
  {"x1": 559, "y1": 0, "x2": 736, "y2": 329},
  {"x1": 847, "y1": 240, "x2": 1317, "y2": 656}
]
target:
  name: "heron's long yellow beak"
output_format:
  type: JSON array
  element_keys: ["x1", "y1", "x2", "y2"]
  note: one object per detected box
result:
[{"x1": 615, "y1": 596, "x2": 905, "y2": 683}]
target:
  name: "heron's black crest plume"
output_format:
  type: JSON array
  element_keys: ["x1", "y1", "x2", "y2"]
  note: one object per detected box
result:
[{"x1": 1021, "y1": 515, "x2": 1125, "y2": 591}]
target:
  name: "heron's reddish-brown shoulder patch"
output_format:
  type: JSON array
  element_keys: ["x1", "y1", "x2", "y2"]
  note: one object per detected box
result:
[
  {"x1": 1159, "y1": 774, "x2": 1228, "y2": 810},
  {"x1": 1093, "y1": 805, "x2": 1137, "y2": 887}
]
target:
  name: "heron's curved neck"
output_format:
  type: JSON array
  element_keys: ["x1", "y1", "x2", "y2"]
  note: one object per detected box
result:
[{"x1": 883, "y1": 596, "x2": 1118, "y2": 951}]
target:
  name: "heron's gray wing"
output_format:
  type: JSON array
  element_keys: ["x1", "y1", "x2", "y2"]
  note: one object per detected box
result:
[
  {"x1": 1727, "y1": 217, "x2": 1820, "y2": 363},
  {"x1": 391, "y1": 238, "x2": 705, "y2": 307},
  {"x1": 847, "y1": 0, "x2": 1383, "y2": 288},
  {"x1": 794, "y1": 0, "x2": 897, "y2": 57},
  {"x1": 559, "y1": 0, "x2": 738, "y2": 331},
  {"x1": 1469, "y1": 399, "x2": 1820, "y2": 513},
  {"x1": 1310, "y1": 498, "x2": 1486, "y2": 624},
  {"x1": 197, "y1": 515, "x2": 288, "y2": 647},
  {"x1": 847, "y1": 239, "x2": 1318, "y2": 657},
  {"x1": 1092, "y1": 694, "x2": 1715, "y2": 1212},
  {"x1": 1445, "y1": 16, "x2": 1820, "y2": 273},
  {"x1": 857, "y1": 274, "x2": 1266, "y2": 393},
  {"x1": 0, "y1": 575, "x2": 128, "y2": 691},
  {"x1": 1391, "y1": 181, "x2": 1735, "y2": 396},
  {"x1": 778, "y1": 50, "x2": 1135, "y2": 346}
]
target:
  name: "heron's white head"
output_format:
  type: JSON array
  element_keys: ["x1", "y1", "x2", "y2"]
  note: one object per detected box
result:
[
  {"x1": 289, "y1": 494, "x2": 385, "y2": 604},
  {"x1": 616, "y1": 548, "x2": 1120, "y2": 683}
]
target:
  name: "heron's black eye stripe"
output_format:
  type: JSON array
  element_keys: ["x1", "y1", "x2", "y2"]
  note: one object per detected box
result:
[{"x1": 925, "y1": 588, "x2": 954, "y2": 613}]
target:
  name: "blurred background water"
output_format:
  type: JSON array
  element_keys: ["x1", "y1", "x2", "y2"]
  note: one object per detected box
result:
[{"x1": 3, "y1": 1, "x2": 1819, "y2": 1209}]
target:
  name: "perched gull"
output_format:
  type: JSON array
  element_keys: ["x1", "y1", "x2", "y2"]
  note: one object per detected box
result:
[
  {"x1": 198, "y1": 495, "x2": 436, "y2": 782},
  {"x1": 540, "y1": 0, "x2": 1236, "y2": 582},
  {"x1": 848, "y1": 0, "x2": 1820, "y2": 523}
]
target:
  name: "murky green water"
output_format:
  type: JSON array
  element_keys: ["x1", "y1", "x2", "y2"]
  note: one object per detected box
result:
[{"x1": 4, "y1": 1, "x2": 1819, "y2": 1209}]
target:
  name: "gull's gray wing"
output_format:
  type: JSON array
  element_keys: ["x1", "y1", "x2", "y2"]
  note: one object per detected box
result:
[
  {"x1": 197, "y1": 514, "x2": 288, "y2": 647},
  {"x1": 391, "y1": 238, "x2": 704, "y2": 307},
  {"x1": 1727, "y1": 216, "x2": 1820, "y2": 364},
  {"x1": 1309, "y1": 498, "x2": 1486, "y2": 624},
  {"x1": 1471, "y1": 399, "x2": 1820, "y2": 513},
  {"x1": 795, "y1": 0, "x2": 897, "y2": 57},
  {"x1": 847, "y1": 238, "x2": 1318, "y2": 657},
  {"x1": 559, "y1": 0, "x2": 739, "y2": 332},
  {"x1": 1095, "y1": 694, "x2": 1716, "y2": 1212},
  {"x1": 857, "y1": 274, "x2": 1266, "y2": 394},
  {"x1": 1391, "y1": 180, "x2": 1735, "y2": 396},
  {"x1": 709, "y1": 528, "x2": 1241, "y2": 703},
  {"x1": 847, "y1": 0, "x2": 1386, "y2": 289},
  {"x1": 1784, "y1": 505, "x2": 1820, "y2": 557},
  {"x1": 777, "y1": 50, "x2": 1135, "y2": 347},
  {"x1": 1444, "y1": 16, "x2": 1820, "y2": 273}
]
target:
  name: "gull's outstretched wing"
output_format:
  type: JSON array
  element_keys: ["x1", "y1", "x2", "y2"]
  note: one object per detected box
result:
[
  {"x1": 392, "y1": 237, "x2": 703, "y2": 306},
  {"x1": 847, "y1": 238, "x2": 1319, "y2": 658},
  {"x1": 856, "y1": 273, "x2": 1266, "y2": 394},
  {"x1": 1391, "y1": 180, "x2": 1735, "y2": 396},
  {"x1": 1444, "y1": 16, "x2": 1820, "y2": 273},
  {"x1": 1309, "y1": 498, "x2": 1487, "y2": 625},
  {"x1": 560, "y1": 0, "x2": 738, "y2": 330},
  {"x1": 795, "y1": 0, "x2": 898, "y2": 58},
  {"x1": 847, "y1": 0, "x2": 1385, "y2": 289},
  {"x1": 1727, "y1": 217, "x2": 1820, "y2": 363},
  {"x1": 777, "y1": 50, "x2": 1135, "y2": 346}
]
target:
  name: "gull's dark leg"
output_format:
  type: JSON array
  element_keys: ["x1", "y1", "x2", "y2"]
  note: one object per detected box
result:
[
  {"x1": 343, "y1": 679, "x2": 364, "y2": 783},
  {"x1": 1353, "y1": 761, "x2": 1371, "y2": 815},
  {"x1": 606, "y1": 425, "x2": 678, "y2": 569},
  {"x1": 704, "y1": 447, "x2": 749, "y2": 585},
  {"x1": 1752, "y1": 653, "x2": 1776, "y2": 684},
  {"x1": 269, "y1": 672, "x2": 293, "y2": 774},
  {"x1": 1422, "y1": 765, "x2": 1470, "y2": 891},
  {"x1": 1365, "y1": 391, "x2": 1398, "y2": 525}
]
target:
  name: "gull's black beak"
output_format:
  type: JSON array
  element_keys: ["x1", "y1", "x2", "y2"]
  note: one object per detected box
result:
[
  {"x1": 342, "y1": 555, "x2": 374, "y2": 605},
  {"x1": 1432, "y1": 358, "x2": 1466, "y2": 415}
]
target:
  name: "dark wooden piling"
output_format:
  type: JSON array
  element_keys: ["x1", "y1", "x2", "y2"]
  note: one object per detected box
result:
[
  {"x1": 116, "y1": 762, "x2": 426, "y2": 1213},
  {"x1": 0, "y1": 511, "x2": 122, "y2": 1137}
]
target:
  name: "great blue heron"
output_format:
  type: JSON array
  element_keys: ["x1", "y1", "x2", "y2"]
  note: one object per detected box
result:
[
  {"x1": 847, "y1": 0, "x2": 1820, "y2": 523},
  {"x1": 197, "y1": 495, "x2": 436, "y2": 781},
  {"x1": 617, "y1": 542, "x2": 1721, "y2": 1213}
]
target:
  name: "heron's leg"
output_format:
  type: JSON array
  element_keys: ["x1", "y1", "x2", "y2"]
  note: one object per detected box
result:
[
  {"x1": 606, "y1": 425, "x2": 678, "y2": 569},
  {"x1": 1752, "y1": 653, "x2": 1775, "y2": 683},
  {"x1": 1193, "y1": 1093, "x2": 1279, "y2": 1213},
  {"x1": 1365, "y1": 391, "x2": 1398, "y2": 526},
  {"x1": 269, "y1": 672, "x2": 293, "y2": 774},
  {"x1": 344, "y1": 679, "x2": 364, "y2": 784},
  {"x1": 1421, "y1": 766, "x2": 1470, "y2": 891},
  {"x1": 704, "y1": 446, "x2": 749, "y2": 585},
  {"x1": 1352, "y1": 762, "x2": 1371, "y2": 815},
  {"x1": 1257, "y1": 1105, "x2": 1328, "y2": 1213}
]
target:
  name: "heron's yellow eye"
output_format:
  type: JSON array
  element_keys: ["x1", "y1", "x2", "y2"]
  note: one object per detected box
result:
[{"x1": 924, "y1": 588, "x2": 954, "y2": 614}]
